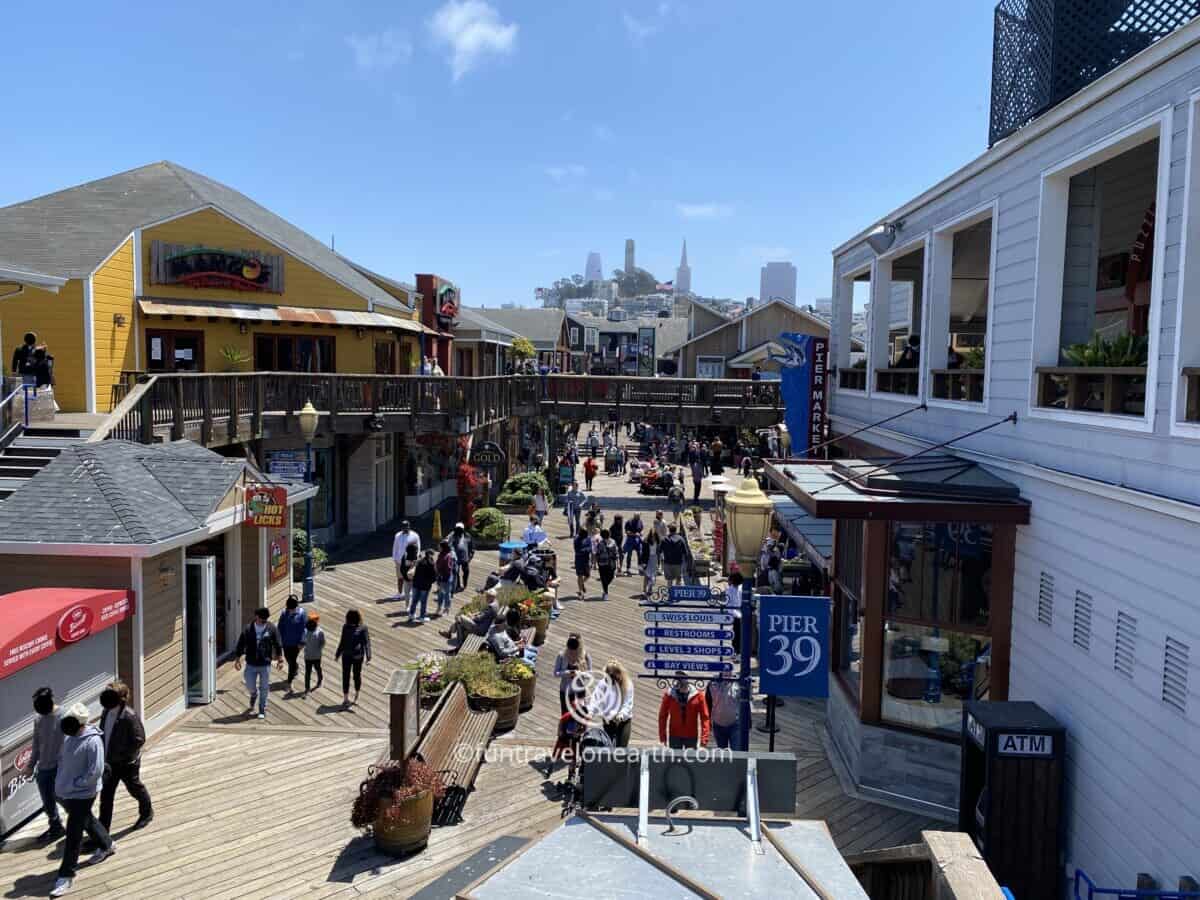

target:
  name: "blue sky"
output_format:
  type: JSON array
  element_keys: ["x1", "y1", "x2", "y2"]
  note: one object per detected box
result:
[{"x1": 1, "y1": 1, "x2": 996, "y2": 307}]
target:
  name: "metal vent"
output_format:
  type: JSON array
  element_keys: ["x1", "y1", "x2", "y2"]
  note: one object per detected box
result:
[
  {"x1": 1037, "y1": 572, "x2": 1055, "y2": 626},
  {"x1": 1163, "y1": 637, "x2": 1190, "y2": 713},
  {"x1": 1114, "y1": 611, "x2": 1137, "y2": 678},
  {"x1": 1073, "y1": 590, "x2": 1093, "y2": 651}
]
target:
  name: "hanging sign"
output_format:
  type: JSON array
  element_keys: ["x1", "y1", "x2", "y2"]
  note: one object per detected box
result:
[
  {"x1": 246, "y1": 484, "x2": 288, "y2": 528},
  {"x1": 644, "y1": 627, "x2": 733, "y2": 640},
  {"x1": 644, "y1": 659, "x2": 734, "y2": 673},
  {"x1": 469, "y1": 441, "x2": 506, "y2": 468},
  {"x1": 644, "y1": 610, "x2": 734, "y2": 625},
  {"x1": 772, "y1": 333, "x2": 827, "y2": 457},
  {"x1": 668, "y1": 584, "x2": 715, "y2": 602},
  {"x1": 644, "y1": 643, "x2": 734, "y2": 656},
  {"x1": 758, "y1": 595, "x2": 831, "y2": 697}
]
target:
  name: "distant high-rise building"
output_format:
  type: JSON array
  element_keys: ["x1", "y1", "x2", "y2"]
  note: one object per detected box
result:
[
  {"x1": 814, "y1": 297, "x2": 833, "y2": 317},
  {"x1": 624, "y1": 239, "x2": 635, "y2": 274},
  {"x1": 759, "y1": 261, "x2": 797, "y2": 306},
  {"x1": 675, "y1": 240, "x2": 692, "y2": 295},
  {"x1": 585, "y1": 251, "x2": 603, "y2": 283}
]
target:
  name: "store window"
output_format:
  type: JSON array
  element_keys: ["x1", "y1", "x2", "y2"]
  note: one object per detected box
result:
[
  {"x1": 834, "y1": 520, "x2": 864, "y2": 697},
  {"x1": 872, "y1": 244, "x2": 924, "y2": 397},
  {"x1": 882, "y1": 622, "x2": 990, "y2": 737},
  {"x1": 929, "y1": 210, "x2": 994, "y2": 403},
  {"x1": 255, "y1": 334, "x2": 336, "y2": 373},
  {"x1": 146, "y1": 329, "x2": 204, "y2": 372},
  {"x1": 887, "y1": 522, "x2": 992, "y2": 629},
  {"x1": 835, "y1": 267, "x2": 871, "y2": 391},
  {"x1": 294, "y1": 447, "x2": 334, "y2": 530}
]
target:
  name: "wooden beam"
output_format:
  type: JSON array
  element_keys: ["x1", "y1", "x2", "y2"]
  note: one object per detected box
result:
[
  {"x1": 860, "y1": 520, "x2": 888, "y2": 724},
  {"x1": 989, "y1": 523, "x2": 1016, "y2": 703}
]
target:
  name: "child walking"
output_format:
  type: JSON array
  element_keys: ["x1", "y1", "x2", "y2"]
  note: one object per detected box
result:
[{"x1": 302, "y1": 614, "x2": 325, "y2": 697}]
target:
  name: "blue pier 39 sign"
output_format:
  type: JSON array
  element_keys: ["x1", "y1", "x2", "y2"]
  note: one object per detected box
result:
[{"x1": 757, "y1": 595, "x2": 832, "y2": 697}]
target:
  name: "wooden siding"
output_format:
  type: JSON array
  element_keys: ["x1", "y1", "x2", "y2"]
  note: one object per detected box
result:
[
  {"x1": 92, "y1": 238, "x2": 137, "y2": 413},
  {"x1": 681, "y1": 304, "x2": 830, "y2": 377},
  {"x1": 141, "y1": 550, "x2": 184, "y2": 719},
  {"x1": 141, "y1": 208, "x2": 370, "y2": 312},
  {"x1": 0, "y1": 280, "x2": 87, "y2": 412},
  {"x1": 240, "y1": 526, "x2": 262, "y2": 627}
]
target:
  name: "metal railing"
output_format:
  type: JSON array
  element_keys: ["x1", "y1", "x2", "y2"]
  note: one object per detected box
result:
[
  {"x1": 1035, "y1": 366, "x2": 1147, "y2": 416},
  {"x1": 1074, "y1": 869, "x2": 1200, "y2": 900}
]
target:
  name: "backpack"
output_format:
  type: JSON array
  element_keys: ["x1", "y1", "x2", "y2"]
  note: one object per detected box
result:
[{"x1": 595, "y1": 539, "x2": 616, "y2": 567}]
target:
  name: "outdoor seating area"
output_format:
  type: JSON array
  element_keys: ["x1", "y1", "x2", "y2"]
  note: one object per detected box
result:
[{"x1": 412, "y1": 682, "x2": 497, "y2": 827}]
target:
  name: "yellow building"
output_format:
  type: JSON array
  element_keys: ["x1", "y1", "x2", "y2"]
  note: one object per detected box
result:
[{"x1": 0, "y1": 161, "x2": 429, "y2": 413}]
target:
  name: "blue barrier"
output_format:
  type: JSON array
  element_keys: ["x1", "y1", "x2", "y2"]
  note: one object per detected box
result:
[{"x1": 1075, "y1": 870, "x2": 1200, "y2": 900}]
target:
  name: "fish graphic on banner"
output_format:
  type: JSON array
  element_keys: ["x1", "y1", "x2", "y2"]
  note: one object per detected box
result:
[{"x1": 769, "y1": 333, "x2": 828, "y2": 456}]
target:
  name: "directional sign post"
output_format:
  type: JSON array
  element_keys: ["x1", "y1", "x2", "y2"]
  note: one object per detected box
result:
[
  {"x1": 644, "y1": 628, "x2": 733, "y2": 641},
  {"x1": 643, "y1": 611, "x2": 734, "y2": 625},
  {"x1": 643, "y1": 644, "x2": 734, "y2": 656},
  {"x1": 644, "y1": 659, "x2": 734, "y2": 673}
]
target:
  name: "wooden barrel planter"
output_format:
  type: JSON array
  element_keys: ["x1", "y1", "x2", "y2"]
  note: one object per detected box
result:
[
  {"x1": 514, "y1": 673, "x2": 537, "y2": 711},
  {"x1": 469, "y1": 687, "x2": 521, "y2": 732},
  {"x1": 523, "y1": 614, "x2": 550, "y2": 646},
  {"x1": 373, "y1": 789, "x2": 434, "y2": 856},
  {"x1": 419, "y1": 686, "x2": 444, "y2": 710}
]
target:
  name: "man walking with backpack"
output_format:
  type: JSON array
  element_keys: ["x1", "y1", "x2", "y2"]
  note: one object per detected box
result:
[
  {"x1": 276, "y1": 594, "x2": 307, "y2": 693},
  {"x1": 660, "y1": 524, "x2": 688, "y2": 586},
  {"x1": 234, "y1": 607, "x2": 284, "y2": 719},
  {"x1": 594, "y1": 528, "x2": 619, "y2": 601}
]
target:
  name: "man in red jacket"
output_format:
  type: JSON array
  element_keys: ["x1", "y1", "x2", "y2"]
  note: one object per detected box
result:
[{"x1": 657, "y1": 671, "x2": 711, "y2": 749}]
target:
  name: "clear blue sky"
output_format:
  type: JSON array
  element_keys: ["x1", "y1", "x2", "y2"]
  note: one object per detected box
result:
[{"x1": 1, "y1": 1, "x2": 997, "y2": 306}]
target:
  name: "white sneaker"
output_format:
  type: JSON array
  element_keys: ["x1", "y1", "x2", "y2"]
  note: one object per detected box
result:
[
  {"x1": 50, "y1": 877, "x2": 73, "y2": 897},
  {"x1": 408, "y1": 614, "x2": 415, "y2": 624},
  {"x1": 256, "y1": 712, "x2": 266, "y2": 719},
  {"x1": 87, "y1": 843, "x2": 116, "y2": 866},
  {"x1": 418, "y1": 616, "x2": 429, "y2": 623}
]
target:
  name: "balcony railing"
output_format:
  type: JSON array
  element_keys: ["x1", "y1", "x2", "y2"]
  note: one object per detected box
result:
[
  {"x1": 875, "y1": 368, "x2": 919, "y2": 396},
  {"x1": 838, "y1": 368, "x2": 867, "y2": 391},
  {"x1": 1035, "y1": 367, "x2": 1147, "y2": 416},
  {"x1": 931, "y1": 368, "x2": 985, "y2": 403},
  {"x1": 1184, "y1": 367, "x2": 1200, "y2": 423}
]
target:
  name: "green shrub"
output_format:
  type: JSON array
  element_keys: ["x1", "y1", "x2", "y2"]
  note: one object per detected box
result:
[
  {"x1": 1063, "y1": 333, "x2": 1148, "y2": 367},
  {"x1": 472, "y1": 507, "x2": 509, "y2": 543},
  {"x1": 500, "y1": 471, "x2": 550, "y2": 497},
  {"x1": 495, "y1": 491, "x2": 533, "y2": 508},
  {"x1": 292, "y1": 531, "x2": 328, "y2": 571}
]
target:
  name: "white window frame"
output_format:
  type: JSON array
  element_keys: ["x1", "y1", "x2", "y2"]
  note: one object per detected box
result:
[
  {"x1": 869, "y1": 232, "x2": 930, "y2": 405},
  {"x1": 696, "y1": 355, "x2": 726, "y2": 380},
  {"x1": 1170, "y1": 88, "x2": 1200, "y2": 440},
  {"x1": 569, "y1": 326, "x2": 580, "y2": 347},
  {"x1": 833, "y1": 260, "x2": 872, "y2": 397},
  {"x1": 926, "y1": 200, "x2": 1000, "y2": 414},
  {"x1": 1028, "y1": 106, "x2": 1173, "y2": 434},
  {"x1": 584, "y1": 327, "x2": 599, "y2": 350}
]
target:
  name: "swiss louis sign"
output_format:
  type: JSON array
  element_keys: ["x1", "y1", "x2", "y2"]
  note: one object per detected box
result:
[{"x1": 757, "y1": 595, "x2": 831, "y2": 697}]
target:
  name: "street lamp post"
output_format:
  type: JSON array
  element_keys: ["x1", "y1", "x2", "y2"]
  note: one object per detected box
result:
[
  {"x1": 724, "y1": 475, "x2": 775, "y2": 752},
  {"x1": 298, "y1": 400, "x2": 319, "y2": 606}
]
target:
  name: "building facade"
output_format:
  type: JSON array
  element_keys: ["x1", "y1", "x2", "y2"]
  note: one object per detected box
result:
[
  {"x1": 826, "y1": 19, "x2": 1200, "y2": 890},
  {"x1": 674, "y1": 299, "x2": 831, "y2": 379},
  {"x1": 759, "y1": 261, "x2": 797, "y2": 306},
  {"x1": 585, "y1": 251, "x2": 603, "y2": 283}
]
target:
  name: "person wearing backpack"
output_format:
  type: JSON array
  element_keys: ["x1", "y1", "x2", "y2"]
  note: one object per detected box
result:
[
  {"x1": 594, "y1": 528, "x2": 619, "y2": 601},
  {"x1": 435, "y1": 540, "x2": 456, "y2": 616},
  {"x1": 233, "y1": 607, "x2": 284, "y2": 719},
  {"x1": 409, "y1": 548, "x2": 437, "y2": 623},
  {"x1": 660, "y1": 524, "x2": 687, "y2": 586}
]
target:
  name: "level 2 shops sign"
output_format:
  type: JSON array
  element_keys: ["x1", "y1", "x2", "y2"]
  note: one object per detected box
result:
[
  {"x1": 150, "y1": 240, "x2": 284, "y2": 293},
  {"x1": 246, "y1": 484, "x2": 288, "y2": 528}
]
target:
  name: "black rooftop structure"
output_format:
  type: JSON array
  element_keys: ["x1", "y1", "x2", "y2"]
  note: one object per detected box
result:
[{"x1": 830, "y1": 455, "x2": 1024, "y2": 501}]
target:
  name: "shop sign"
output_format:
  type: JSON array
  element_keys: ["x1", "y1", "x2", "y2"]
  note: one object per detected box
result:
[
  {"x1": 246, "y1": 485, "x2": 288, "y2": 528},
  {"x1": 757, "y1": 594, "x2": 831, "y2": 698},
  {"x1": 436, "y1": 283, "x2": 460, "y2": 322},
  {"x1": 643, "y1": 611, "x2": 734, "y2": 625},
  {"x1": 151, "y1": 240, "x2": 284, "y2": 293},
  {"x1": 637, "y1": 327, "x2": 656, "y2": 377},
  {"x1": 1, "y1": 739, "x2": 40, "y2": 838},
  {"x1": 470, "y1": 441, "x2": 506, "y2": 468},
  {"x1": 269, "y1": 530, "x2": 289, "y2": 585},
  {"x1": 966, "y1": 713, "x2": 986, "y2": 750},
  {"x1": 57, "y1": 605, "x2": 94, "y2": 643},
  {"x1": 267, "y1": 450, "x2": 307, "y2": 480},
  {"x1": 997, "y1": 733, "x2": 1053, "y2": 757}
]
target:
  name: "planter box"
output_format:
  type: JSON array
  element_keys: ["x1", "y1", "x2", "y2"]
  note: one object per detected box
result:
[
  {"x1": 373, "y1": 789, "x2": 434, "y2": 856},
  {"x1": 470, "y1": 689, "x2": 521, "y2": 733}
]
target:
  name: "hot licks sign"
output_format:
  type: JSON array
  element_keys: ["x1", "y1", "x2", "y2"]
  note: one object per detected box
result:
[{"x1": 245, "y1": 484, "x2": 288, "y2": 528}]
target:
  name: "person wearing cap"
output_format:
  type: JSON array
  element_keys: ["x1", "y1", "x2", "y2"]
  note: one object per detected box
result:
[
  {"x1": 29, "y1": 686, "x2": 65, "y2": 841},
  {"x1": 52, "y1": 703, "x2": 115, "y2": 897},
  {"x1": 392, "y1": 520, "x2": 420, "y2": 601},
  {"x1": 449, "y1": 522, "x2": 473, "y2": 594}
]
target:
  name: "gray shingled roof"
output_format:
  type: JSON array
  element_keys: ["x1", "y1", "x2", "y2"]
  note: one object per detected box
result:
[
  {"x1": 0, "y1": 440, "x2": 247, "y2": 545},
  {"x1": 0, "y1": 162, "x2": 394, "y2": 306},
  {"x1": 566, "y1": 314, "x2": 689, "y2": 355},
  {"x1": 470, "y1": 307, "x2": 565, "y2": 347},
  {"x1": 455, "y1": 307, "x2": 519, "y2": 341}
]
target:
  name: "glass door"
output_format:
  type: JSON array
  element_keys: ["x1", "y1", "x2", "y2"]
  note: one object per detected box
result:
[{"x1": 185, "y1": 556, "x2": 217, "y2": 704}]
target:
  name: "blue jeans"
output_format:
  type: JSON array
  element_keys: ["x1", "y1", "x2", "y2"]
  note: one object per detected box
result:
[
  {"x1": 243, "y1": 663, "x2": 271, "y2": 713},
  {"x1": 712, "y1": 723, "x2": 736, "y2": 749},
  {"x1": 36, "y1": 766, "x2": 61, "y2": 828},
  {"x1": 409, "y1": 589, "x2": 429, "y2": 619},
  {"x1": 437, "y1": 580, "x2": 453, "y2": 611}
]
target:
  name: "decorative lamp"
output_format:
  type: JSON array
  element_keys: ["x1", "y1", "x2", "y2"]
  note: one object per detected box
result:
[
  {"x1": 298, "y1": 400, "x2": 319, "y2": 442},
  {"x1": 725, "y1": 475, "x2": 774, "y2": 575}
]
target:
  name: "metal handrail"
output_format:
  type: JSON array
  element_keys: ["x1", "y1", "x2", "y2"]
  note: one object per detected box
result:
[
  {"x1": 1075, "y1": 869, "x2": 1200, "y2": 900},
  {"x1": 86, "y1": 375, "x2": 160, "y2": 443}
]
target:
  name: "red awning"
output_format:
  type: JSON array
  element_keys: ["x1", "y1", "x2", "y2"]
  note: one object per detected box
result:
[{"x1": 0, "y1": 588, "x2": 135, "y2": 679}]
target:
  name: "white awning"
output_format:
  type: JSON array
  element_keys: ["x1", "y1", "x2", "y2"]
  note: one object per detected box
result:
[
  {"x1": 137, "y1": 297, "x2": 435, "y2": 334},
  {"x1": 0, "y1": 265, "x2": 67, "y2": 293}
]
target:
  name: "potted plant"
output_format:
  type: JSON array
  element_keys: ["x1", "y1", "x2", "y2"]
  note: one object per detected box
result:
[
  {"x1": 469, "y1": 671, "x2": 522, "y2": 732},
  {"x1": 514, "y1": 592, "x2": 551, "y2": 646},
  {"x1": 350, "y1": 759, "x2": 445, "y2": 856},
  {"x1": 470, "y1": 507, "x2": 510, "y2": 549},
  {"x1": 499, "y1": 657, "x2": 537, "y2": 711},
  {"x1": 411, "y1": 652, "x2": 448, "y2": 709}
]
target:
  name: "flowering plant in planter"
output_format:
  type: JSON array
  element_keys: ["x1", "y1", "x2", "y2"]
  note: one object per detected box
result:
[
  {"x1": 413, "y1": 652, "x2": 447, "y2": 695},
  {"x1": 350, "y1": 759, "x2": 446, "y2": 830},
  {"x1": 499, "y1": 658, "x2": 535, "y2": 683}
]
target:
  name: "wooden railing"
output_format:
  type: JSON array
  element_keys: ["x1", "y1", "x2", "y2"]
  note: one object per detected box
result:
[
  {"x1": 930, "y1": 368, "x2": 985, "y2": 403},
  {"x1": 93, "y1": 372, "x2": 770, "y2": 445},
  {"x1": 1035, "y1": 366, "x2": 1146, "y2": 416},
  {"x1": 838, "y1": 368, "x2": 867, "y2": 391},
  {"x1": 1184, "y1": 367, "x2": 1200, "y2": 422},
  {"x1": 875, "y1": 367, "x2": 919, "y2": 396}
]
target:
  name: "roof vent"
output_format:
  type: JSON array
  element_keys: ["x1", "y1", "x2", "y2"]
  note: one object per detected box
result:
[
  {"x1": 1162, "y1": 636, "x2": 1190, "y2": 714},
  {"x1": 1114, "y1": 611, "x2": 1137, "y2": 679},
  {"x1": 1073, "y1": 590, "x2": 1093, "y2": 652},
  {"x1": 1037, "y1": 572, "x2": 1054, "y2": 627}
]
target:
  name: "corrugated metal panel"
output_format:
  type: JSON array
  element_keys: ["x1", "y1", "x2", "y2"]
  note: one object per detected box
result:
[{"x1": 136, "y1": 297, "x2": 430, "y2": 333}]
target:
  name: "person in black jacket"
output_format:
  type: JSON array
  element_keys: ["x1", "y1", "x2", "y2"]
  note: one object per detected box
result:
[
  {"x1": 97, "y1": 681, "x2": 152, "y2": 832},
  {"x1": 335, "y1": 609, "x2": 372, "y2": 707},
  {"x1": 234, "y1": 607, "x2": 284, "y2": 719}
]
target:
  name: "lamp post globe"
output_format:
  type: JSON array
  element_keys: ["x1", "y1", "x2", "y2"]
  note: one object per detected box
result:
[
  {"x1": 724, "y1": 474, "x2": 775, "y2": 752},
  {"x1": 298, "y1": 400, "x2": 319, "y2": 606}
]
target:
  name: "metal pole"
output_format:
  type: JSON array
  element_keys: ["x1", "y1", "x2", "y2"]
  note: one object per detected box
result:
[
  {"x1": 737, "y1": 575, "x2": 754, "y2": 752},
  {"x1": 303, "y1": 439, "x2": 315, "y2": 605}
]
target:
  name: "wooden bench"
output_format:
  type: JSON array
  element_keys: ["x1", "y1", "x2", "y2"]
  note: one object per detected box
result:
[{"x1": 412, "y1": 681, "x2": 497, "y2": 825}]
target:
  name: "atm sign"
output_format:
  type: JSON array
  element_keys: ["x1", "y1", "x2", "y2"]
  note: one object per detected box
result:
[{"x1": 997, "y1": 733, "x2": 1053, "y2": 757}]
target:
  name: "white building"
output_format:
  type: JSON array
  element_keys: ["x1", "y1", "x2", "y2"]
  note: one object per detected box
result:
[
  {"x1": 675, "y1": 239, "x2": 692, "y2": 294},
  {"x1": 585, "y1": 251, "x2": 603, "y2": 283},
  {"x1": 820, "y1": 15, "x2": 1200, "y2": 892},
  {"x1": 759, "y1": 261, "x2": 797, "y2": 305}
]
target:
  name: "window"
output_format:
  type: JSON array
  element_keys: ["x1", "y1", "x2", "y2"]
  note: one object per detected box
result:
[
  {"x1": 584, "y1": 327, "x2": 599, "y2": 350},
  {"x1": 882, "y1": 622, "x2": 989, "y2": 737},
  {"x1": 837, "y1": 592, "x2": 863, "y2": 698},
  {"x1": 570, "y1": 326, "x2": 580, "y2": 346},
  {"x1": 293, "y1": 447, "x2": 334, "y2": 529},
  {"x1": 887, "y1": 522, "x2": 993, "y2": 630},
  {"x1": 834, "y1": 520, "x2": 864, "y2": 698},
  {"x1": 254, "y1": 334, "x2": 336, "y2": 373},
  {"x1": 146, "y1": 329, "x2": 204, "y2": 373},
  {"x1": 1171, "y1": 95, "x2": 1200, "y2": 431},
  {"x1": 1114, "y1": 610, "x2": 1137, "y2": 678},
  {"x1": 835, "y1": 266, "x2": 871, "y2": 391},
  {"x1": 696, "y1": 356, "x2": 725, "y2": 379},
  {"x1": 1031, "y1": 111, "x2": 1170, "y2": 427},
  {"x1": 929, "y1": 208, "x2": 994, "y2": 404},
  {"x1": 870, "y1": 241, "x2": 926, "y2": 398}
]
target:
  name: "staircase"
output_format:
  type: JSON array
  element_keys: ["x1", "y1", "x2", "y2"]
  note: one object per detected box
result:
[{"x1": 0, "y1": 425, "x2": 91, "y2": 502}]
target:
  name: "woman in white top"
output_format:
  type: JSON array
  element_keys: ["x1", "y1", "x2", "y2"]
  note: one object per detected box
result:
[
  {"x1": 533, "y1": 487, "x2": 549, "y2": 525},
  {"x1": 602, "y1": 660, "x2": 635, "y2": 747},
  {"x1": 553, "y1": 633, "x2": 592, "y2": 714}
]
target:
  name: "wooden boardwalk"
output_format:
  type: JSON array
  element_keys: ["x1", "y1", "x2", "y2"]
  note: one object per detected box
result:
[{"x1": 0, "y1": 445, "x2": 940, "y2": 898}]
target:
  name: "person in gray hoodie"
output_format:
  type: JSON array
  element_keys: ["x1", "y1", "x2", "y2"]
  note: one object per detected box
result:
[
  {"x1": 52, "y1": 703, "x2": 115, "y2": 897},
  {"x1": 29, "y1": 687, "x2": 64, "y2": 841}
]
